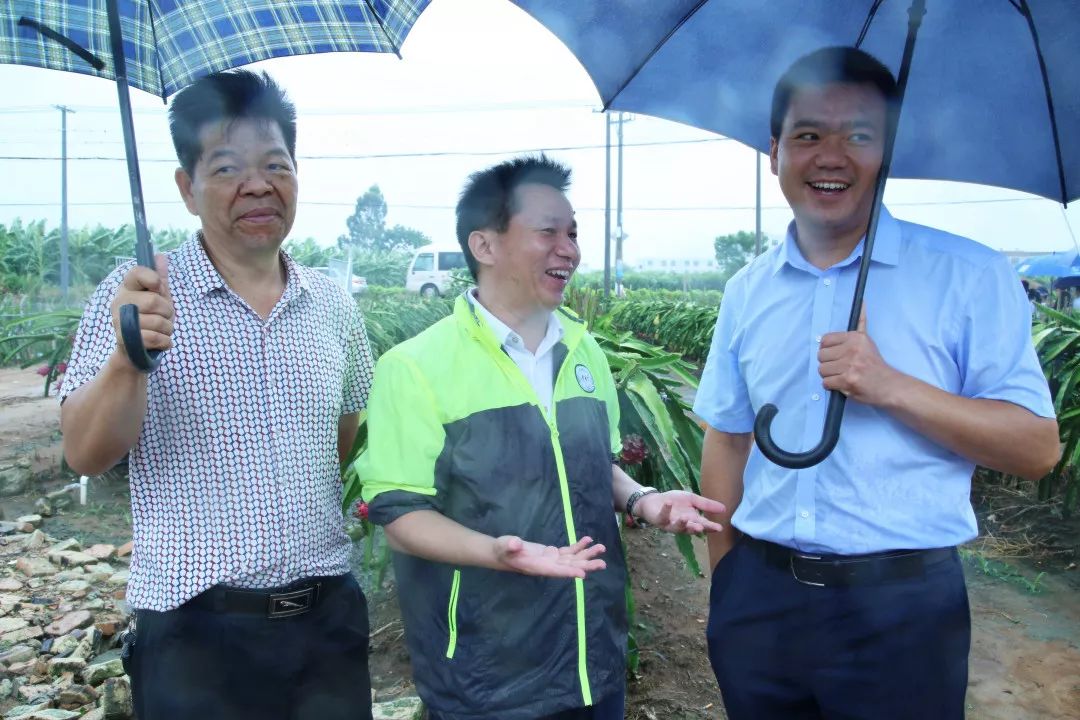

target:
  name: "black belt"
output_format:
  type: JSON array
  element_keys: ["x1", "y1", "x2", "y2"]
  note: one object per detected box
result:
[
  {"x1": 743, "y1": 537, "x2": 954, "y2": 588},
  {"x1": 186, "y1": 574, "x2": 347, "y2": 619}
]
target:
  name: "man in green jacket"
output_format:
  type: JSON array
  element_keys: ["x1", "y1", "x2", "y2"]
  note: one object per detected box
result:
[{"x1": 356, "y1": 155, "x2": 724, "y2": 720}]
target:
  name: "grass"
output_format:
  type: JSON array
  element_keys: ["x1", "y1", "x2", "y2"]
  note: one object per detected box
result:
[{"x1": 960, "y1": 548, "x2": 1047, "y2": 594}]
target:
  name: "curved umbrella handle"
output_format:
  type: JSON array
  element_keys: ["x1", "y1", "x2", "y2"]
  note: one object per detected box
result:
[
  {"x1": 754, "y1": 392, "x2": 846, "y2": 469},
  {"x1": 119, "y1": 304, "x2": 162, "y2": 373}
]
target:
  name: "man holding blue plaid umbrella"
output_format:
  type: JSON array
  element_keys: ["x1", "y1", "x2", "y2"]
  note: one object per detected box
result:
[{"x1": 60, "y1": 70, "x2": 375, "y2": 720}]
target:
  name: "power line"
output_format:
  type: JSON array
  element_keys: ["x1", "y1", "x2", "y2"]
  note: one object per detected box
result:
[
  {"x1": 0, "y1": 99, "x2": 598, "y2": 117},
  {"x1": 0, "y1": 136, "x2": 733, "y2": 163}
]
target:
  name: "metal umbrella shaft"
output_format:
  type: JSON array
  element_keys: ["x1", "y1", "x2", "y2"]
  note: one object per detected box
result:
[
  {"x1": 106, "y1": 0, "x2": 161, "y2": 372},
  {"x1": 753, "y1": 0, "x2": 927, "y2": 469}
]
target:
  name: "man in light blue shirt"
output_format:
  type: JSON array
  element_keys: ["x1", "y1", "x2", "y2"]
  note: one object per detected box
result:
[{"x1": 695, "y1": 47, "x2": 1060, "y2": 720}]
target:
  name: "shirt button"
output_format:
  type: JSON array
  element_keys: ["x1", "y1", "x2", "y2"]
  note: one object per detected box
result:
[
  {"x1": 800, "y1": 510, "x2": 810, "y2": 519},
  {"x1": 811, "y1": 393, "x2": 820, "y2": 401},
  {"x1": 815, "y1": 335, "x2": 822, "y2": 343},
  {"x1": 823, "y1": 279, "x2": 832, "y2": 286}
]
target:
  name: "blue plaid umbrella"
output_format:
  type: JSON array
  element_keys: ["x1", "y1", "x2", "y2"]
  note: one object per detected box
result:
[
  {"x1": 2, "y1": 0, "x2": 428, "y2": 98},
  {"x1": 1, "y1": 0, "x2": 429, "y2": 370}
]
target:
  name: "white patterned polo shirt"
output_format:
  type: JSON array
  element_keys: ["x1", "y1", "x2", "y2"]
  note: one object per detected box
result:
[{"x1": 60, "y1": 236, "x2": 374, "y2": 611}]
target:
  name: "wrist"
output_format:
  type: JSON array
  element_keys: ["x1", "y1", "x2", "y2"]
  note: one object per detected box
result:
[
  {"x1": 106, "y1": 347, "x2": 149, "y2": 379},
  {"x1": 624, "y1": 487, "x2": 659, "y2": 527},
  {"x1": 876, "y1": 368, "x2": 913, "y2": 412}
]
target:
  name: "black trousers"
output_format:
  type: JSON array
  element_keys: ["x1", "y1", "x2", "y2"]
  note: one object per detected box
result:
[
  {"x1": 127, "y1": 573, "x2": 372, "y2": 720},
  {"x1": 706, "y1": 539, "x2": 970, "y2": 720}
]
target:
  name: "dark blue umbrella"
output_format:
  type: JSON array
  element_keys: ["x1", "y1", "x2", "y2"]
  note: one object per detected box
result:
[
  {"x1": 511, "y1": 0, "x2": 1079, "y2": 467},
  {"x1": 1017, "y1": 252, "x2": 1080, "y2": 277},
  {"x1": 512, "y1": 0, "x2": 1078, "y2": 204},
  {"x1": 1, "y1": 0, "x2": 429, "y2": 370}
]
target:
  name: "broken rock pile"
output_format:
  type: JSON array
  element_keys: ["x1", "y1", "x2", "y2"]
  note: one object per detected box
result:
[{"x1": 0, "y1": 515, "x2": 131, "y2": 720}]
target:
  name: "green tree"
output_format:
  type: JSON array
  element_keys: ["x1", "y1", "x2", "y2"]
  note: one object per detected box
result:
[
  {"x1": 339, "y1": 185, "x2": 388, "y2": 252},
  {"x1": 713, "y1": 231, "x2": 759, "y2": 280},
  {"x1": 338, "y1": 185, "x2": 431, "y2": 254},
  {"x1": 382, "y1": 224, "x2": 430, "y2": 253}
]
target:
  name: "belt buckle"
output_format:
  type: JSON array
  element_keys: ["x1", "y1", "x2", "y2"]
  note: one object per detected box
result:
[
  {"x1": 267, "y1": 583, "x2": 320, "y2": 619},
  {"x1": 790, "y1": 552, "x2": 826, "y2": 587}
]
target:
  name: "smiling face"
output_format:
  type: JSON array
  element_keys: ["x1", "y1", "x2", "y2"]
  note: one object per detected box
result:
[
  {"x1": 175, "y1": 118, "x2": 298, "y2": 259},
  {"x1": 770, "y1": 82, "x2": 887, "y2": 252},
  {"x1": 478, "y1": 182, "x2": 580, "y2": 314}
]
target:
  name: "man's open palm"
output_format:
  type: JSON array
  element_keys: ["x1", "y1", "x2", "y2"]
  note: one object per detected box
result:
[{"x1": 494, "y1": 535, "x2": 606, "y2": 578}]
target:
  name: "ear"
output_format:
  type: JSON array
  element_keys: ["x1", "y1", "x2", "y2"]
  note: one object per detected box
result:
[
  {"x1": 769, "y1": 137, "x2": 780, "y2": 176},
  {"x1": 175, "y1": 167, "x2": 198, "y2": 216},
  {"x1": 468, "y1": 230, "x2": 497, "y2": 272}
]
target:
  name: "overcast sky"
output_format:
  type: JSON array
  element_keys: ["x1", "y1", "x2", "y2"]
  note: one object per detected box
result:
[{"x1": 2, "y1": 0, "x2": 1078, "y2": 271}]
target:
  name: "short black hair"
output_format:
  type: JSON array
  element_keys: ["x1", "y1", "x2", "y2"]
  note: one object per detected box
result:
[
  {"x1": 455, "y1": 154, "x2": 572, "y2": 280},
  {"x1": 169, "y1": 70, "x2": 297, "y2": 175},
  {"x1": 771, "y1": 46, "x2": 898, "y2": 139}
]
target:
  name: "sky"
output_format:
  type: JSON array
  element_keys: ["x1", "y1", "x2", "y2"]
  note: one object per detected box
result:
[{"x1": 2, "y1": 0, "x2": 1078, "y2": 272}]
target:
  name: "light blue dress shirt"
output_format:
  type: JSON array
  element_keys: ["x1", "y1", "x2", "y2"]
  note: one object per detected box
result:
[{"x1": 693, "y1": 208, "x2": 1055, "y2": 554}]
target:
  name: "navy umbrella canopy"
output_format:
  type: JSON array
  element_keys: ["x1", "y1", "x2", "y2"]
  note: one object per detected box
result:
[
  {"x1": 511, "y1": 0, "x2": 1079, "y2": 204},
  {"x1": 510, "y1": 0, "x2": 1080, "y2": 467}
]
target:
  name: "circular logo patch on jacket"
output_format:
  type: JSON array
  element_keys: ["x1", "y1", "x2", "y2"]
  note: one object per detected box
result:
[{"x1": 575, "y1": 364, "x2": 595, "y2": 393}]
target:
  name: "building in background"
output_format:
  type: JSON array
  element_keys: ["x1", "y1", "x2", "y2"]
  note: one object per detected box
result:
[{"x1": 633, "y1": 257, "x2": 719, "y2": 273}]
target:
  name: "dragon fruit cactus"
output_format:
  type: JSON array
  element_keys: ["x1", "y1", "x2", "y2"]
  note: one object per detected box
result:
[{"x1": 620, "y1": 434, "x2": 649, "y2": 466}]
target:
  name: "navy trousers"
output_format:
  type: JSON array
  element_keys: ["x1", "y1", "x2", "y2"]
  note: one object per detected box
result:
[
  {"x1": 127, "y1": 573, "x2": 372, "y2": 720},
  {"x1": 428, "y1": 687, "x2": 625, "y2": 720},
  {"x1": 706, "y1": 539, "x2": 970, "y2": 720}
]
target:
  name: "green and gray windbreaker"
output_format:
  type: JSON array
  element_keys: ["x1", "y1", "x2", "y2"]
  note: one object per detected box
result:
[{"x1": 356, "y1": 294, "x2": 628, "y2": 720}]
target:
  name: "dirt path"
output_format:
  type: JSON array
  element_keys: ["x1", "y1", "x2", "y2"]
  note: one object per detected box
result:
[
  {"x1": 966, "y1": 568, "x2": 1080, "y2": 719},
  {"x1": 0, "y1": 367, "x2": 64, "y2": 476},
  {"x1": 1, "y1": 366, "x2": 1078, "y2": 718}
]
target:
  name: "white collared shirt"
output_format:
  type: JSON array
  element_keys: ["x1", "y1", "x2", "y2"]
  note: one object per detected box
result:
[{"x1": 469, "y1": 289, "x2": 564, "y2": 413}]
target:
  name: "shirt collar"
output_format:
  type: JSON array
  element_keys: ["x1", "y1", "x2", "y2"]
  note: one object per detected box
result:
[
  {"x1": 772, "y1": 205, "x2": 901, "y2": 276},
  {"x1": 467, "y1": 288, "x2": 564, "y2": 355},
  {"x1": 174, "y1": 232, "x2": 308, "y2": 299},
  {"x1": 279, "y1": 250, "x2": 311, "y2": 300}
]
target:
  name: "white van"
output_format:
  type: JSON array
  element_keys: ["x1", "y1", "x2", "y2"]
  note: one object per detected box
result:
[{"x1": 405, "y1": 245, "x2": 468, "y2": 297}]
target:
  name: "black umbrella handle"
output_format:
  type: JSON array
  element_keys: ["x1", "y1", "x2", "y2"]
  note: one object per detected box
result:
[
  {"x1": 754, "y1": 0, "x2": 926, "y2": 469},
  {"x1": 754, "y1": 393, "x2": 846, "y2": 469},
  {"x1": 119, "y1": 305, "x2": 162, "y2": 373}
]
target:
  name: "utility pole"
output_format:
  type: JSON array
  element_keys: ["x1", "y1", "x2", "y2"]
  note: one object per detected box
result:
[
  {"x1": 55, "y1": 105, "x2": 74, "y2": 301},
  {"x1": 754, "y1": 149, "x2": 763, "y2": 256},
  {"x1": 603, "y1": 113, "x2": 612, "y2": 298},
  {"x1": 615, "y1": 112, "x2": 631, "y2": 295}
]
